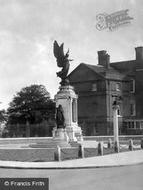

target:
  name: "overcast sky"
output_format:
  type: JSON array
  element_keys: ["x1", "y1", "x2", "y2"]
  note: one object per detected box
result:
[{"x1": 0, "y1": 0, "x2": 142, "y2": 109}]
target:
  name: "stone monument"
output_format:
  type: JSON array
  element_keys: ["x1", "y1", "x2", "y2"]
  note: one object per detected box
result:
[{"x1": 53, "y1": 40, "x2": 83, "y2": 142}]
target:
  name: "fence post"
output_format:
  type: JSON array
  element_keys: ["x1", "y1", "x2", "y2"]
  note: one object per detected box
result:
[
  {"x1": 98, "y1": 142, "x2": 103, "y2": 156},
  {"x1": 108, "y1": 138, "x2": 112, "y2": 148},
  {"x1": 78, "y1": 144, "x2": 84, "y2": 158},
  {"x1": 54, "y1": 146, "x2": 61, "y2": 161},
  {"x1": 26, "y1": 121, "x2": 30, "y2": 137},
  {"x1": 141, "y1": 139, "x2": 143, "y2": 149},
  {"x1": 129, "y1": 139, "x2": 133, "y2": 151},
  {"x1": 114, "y1": 141, "x2": 119, "y2": 153}
]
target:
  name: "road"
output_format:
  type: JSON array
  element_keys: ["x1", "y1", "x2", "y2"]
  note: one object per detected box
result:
[{"x1": 0, "y1": 164, "x2": 142, "y2": 190}]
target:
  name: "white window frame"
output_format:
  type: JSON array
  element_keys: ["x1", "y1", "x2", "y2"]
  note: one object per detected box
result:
[{"x1": 116, "y1": 82, "x2": 121, "y2": 91}]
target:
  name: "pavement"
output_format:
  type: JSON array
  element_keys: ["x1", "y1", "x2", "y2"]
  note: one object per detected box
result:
[{"x1": 0, "y1": 149, "x2": 142, "y2": 169}]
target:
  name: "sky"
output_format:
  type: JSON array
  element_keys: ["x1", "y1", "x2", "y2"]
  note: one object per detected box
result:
[{"x1": 0, "y1": 0, "x2": 143, "y2": 109}]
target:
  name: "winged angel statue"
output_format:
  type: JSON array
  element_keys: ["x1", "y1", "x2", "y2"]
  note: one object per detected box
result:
[{"x1": 53, "y1": 41, "x2": 73, "y2": 85}]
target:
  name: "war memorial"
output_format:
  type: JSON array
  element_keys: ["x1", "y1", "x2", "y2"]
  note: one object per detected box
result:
[{"x1": 52, "y1": 40, "x2": 83, "y2": 144}]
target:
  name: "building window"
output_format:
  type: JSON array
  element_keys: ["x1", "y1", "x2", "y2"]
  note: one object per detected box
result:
[
  {"x1": 92, "y1": 83, "x2": 97, "y2": 91},
  {"x1": 128, "y1": 122, "x2": 135, "y2": 129},
  {"x1": 130, "y1": 79, "x2": 135, "y2": 93},
  {"x1": 130, "y1": 103, "x2": 136, "y2": 116},
  {"x1": 131, "y1": 122, "x2": 135, "y2": 129},
  {"x1": 116, "y1": 83, "x2": 121, "y2": 91},
  {"x1": 126, "y1": 120, "x2": 143, "y2": 130},
  {"x1": 128, "y1": 122, "x2": 131, "y2": 129}
]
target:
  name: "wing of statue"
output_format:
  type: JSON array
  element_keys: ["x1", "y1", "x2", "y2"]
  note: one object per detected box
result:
[{"x1": 53, "y1": 41, "x2": 64, "y2": 67}]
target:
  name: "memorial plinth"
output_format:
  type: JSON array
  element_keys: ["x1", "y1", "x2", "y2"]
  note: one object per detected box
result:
[{"x1": 54, "y1": 85, "x2": 83, "y2": 142}]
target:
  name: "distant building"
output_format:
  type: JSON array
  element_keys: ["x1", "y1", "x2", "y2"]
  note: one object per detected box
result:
[{"x1": 68, "y1": 47, "x2": 143, "y2": 136}]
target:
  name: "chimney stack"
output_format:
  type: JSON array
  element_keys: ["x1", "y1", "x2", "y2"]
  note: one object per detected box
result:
[
  {"x1": 135, "y1": 47, "x2": 143, "y2": 61},
  {"x1": 98, "y1": 50, "x2": 110, "y2": 68}
]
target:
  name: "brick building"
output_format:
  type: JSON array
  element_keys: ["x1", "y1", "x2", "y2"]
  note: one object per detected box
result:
[{"x1": 68, "y1": 47, "x2": 143, "y2": 136}]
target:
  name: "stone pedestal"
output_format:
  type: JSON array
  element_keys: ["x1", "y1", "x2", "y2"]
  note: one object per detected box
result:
[
  {"x1": 52, "y1": 128, "x2": 70, "y2": 148},
  {"x1": 53, "y1": 128, "x2": 69, "y2": 142},
  {"x1": 54, "y1": 85, "x2": 83, "y2": 142}
]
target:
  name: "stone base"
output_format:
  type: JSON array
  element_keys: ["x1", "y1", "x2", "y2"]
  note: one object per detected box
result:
[
  {"x1": 66, "y1": 125, "x2": 83, "y2": 142},
  {"x1": 52, "y1": 128, "x2": 71, "y2": 148},
  {"x1": 53, "y1": 128, "x2": 69, "y2": 141}
]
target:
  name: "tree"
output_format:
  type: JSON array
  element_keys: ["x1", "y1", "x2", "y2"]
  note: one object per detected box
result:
[
  {"x1": 0, "y1": 109, "x2": 7, "y2": 123},
  {"x1": 0, "y1": 109, "x2": 8, "y2": 137},
  {"x1": 7, "y1": 84, "x2": 55, "y2": 125}
]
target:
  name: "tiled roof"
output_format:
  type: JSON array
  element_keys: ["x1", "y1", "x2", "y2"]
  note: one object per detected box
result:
[
  {"x1": 110, "y1": 60, "x2": 135, "y2": 72},
  {"x1": 82, "y1": 63, "x2": 126, "y2": 80},
  {"x1": 68, "y1": 60, "x2": 135, "y2": 81},
  {"x1": 84, "y1": 64, "x2": 106, "y2": 74}
]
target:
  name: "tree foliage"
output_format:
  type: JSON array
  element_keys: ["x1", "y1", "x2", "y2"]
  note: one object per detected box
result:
[
  {"x1": 0, "y1": 109, "x2": 7, "y2": 123},
  {"x1": 7, "y1": 84, "x2": 55, "y2": 124}
]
